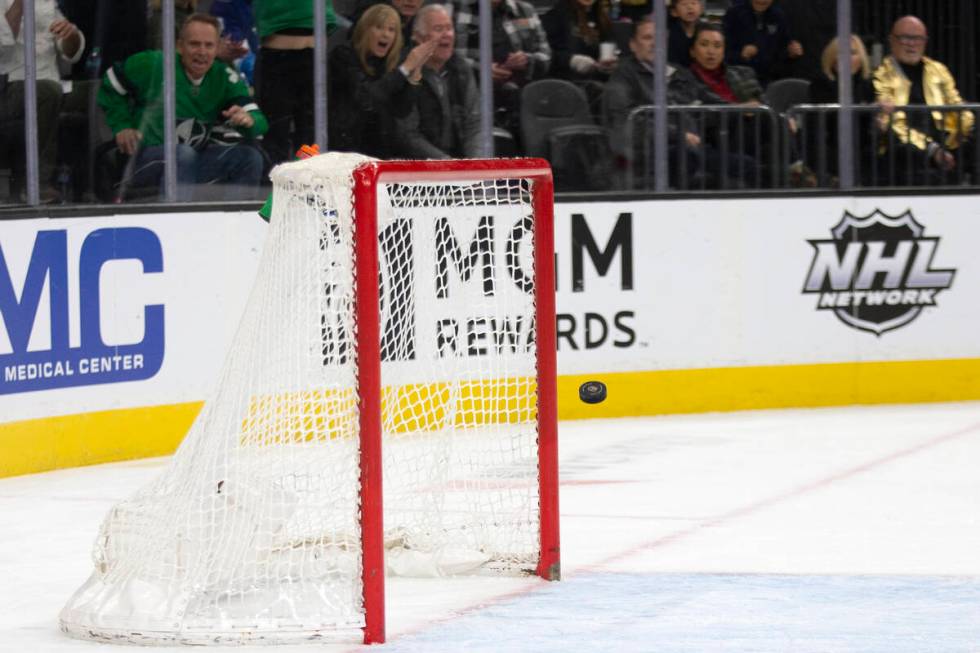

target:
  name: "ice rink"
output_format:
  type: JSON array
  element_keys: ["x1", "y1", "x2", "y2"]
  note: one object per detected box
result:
[{"x1": 3, "y1": 401, "x2": 980, "y2": 652}]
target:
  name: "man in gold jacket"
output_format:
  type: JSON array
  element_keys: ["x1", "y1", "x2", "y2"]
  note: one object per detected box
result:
[{"x1": 873, "y1": 15, "x2": 974, "y2": 179}]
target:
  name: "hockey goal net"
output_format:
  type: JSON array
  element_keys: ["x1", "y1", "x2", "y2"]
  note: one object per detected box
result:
[{"x1": 60, "y1": 153, "x2": 558, "y2": 646}]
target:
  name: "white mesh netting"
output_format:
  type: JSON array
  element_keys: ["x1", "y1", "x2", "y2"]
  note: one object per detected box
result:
[{"x1": 60, "y1": 153, "x2": 544, "y2": 645}]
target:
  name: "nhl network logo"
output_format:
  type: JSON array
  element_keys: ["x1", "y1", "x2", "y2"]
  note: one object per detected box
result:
[{"x1": 802, "y1": 209, "x2": 955, "y2": 335}]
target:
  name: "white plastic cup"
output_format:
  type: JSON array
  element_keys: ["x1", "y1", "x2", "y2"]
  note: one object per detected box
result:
[{"x1": 599, "y1": 42, "x2": 617, "y2": 61}]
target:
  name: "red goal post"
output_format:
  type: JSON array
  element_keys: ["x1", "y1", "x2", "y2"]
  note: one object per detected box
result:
[{"x1": 354, "y1": 159, "x2": 559, "y2": 643}]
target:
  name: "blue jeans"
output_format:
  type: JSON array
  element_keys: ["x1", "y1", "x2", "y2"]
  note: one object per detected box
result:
[{"x1": 131, "y1": 143, "x2": 264, "y2": 201}]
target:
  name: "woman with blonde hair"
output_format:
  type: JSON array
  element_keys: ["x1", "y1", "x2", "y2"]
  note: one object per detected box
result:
[
  {"x1": 328, "y1": 4, "x2": 436, "y2": 157},
  {"x1": 806, "y1": 35, "x2": 886, "y2": 185},
  {"x1": 818, "y1": 36, "x2": 871, "y2": 83}
]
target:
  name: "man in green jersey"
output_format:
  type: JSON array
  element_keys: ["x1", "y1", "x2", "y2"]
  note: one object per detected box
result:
[{"x1": 98, "y1": 13, "x2": 268, "y2": 201}]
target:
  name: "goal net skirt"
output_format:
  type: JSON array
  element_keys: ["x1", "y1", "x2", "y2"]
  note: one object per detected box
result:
[{"x1": 60, "y1": 154, "x2": 558, "y2": 645}]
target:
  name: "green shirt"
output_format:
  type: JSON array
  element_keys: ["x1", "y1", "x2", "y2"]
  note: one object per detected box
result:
[
  {"x1": 255, "y1": 0, "x2": 337, "y2": 39},
  {"x1": 98, "y1": 50, "x2": 269, "y2": 148}
]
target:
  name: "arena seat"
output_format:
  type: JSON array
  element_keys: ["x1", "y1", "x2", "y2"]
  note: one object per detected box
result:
[{"x1": 519, "y1": 79, "x2": 613, "y2": 191}]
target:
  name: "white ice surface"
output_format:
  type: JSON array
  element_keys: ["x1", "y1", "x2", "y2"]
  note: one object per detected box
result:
[{"x1": 3, "y1": 402, "x2": 980, "y2": 652}]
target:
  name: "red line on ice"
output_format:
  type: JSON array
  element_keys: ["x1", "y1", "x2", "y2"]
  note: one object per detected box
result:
[{"x1": 587, "y1": 418, "x2": 980, "y2": 570}]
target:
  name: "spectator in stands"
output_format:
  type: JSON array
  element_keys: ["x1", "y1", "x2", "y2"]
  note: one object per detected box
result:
[
  {"x1": 328, "y1": 4, "x2": 435, "y2": 158},
  {"x1": 349, "y1": 0, "x2": 419, "y2": 45},
  {"x1": 670, "y1": 21, "x2": 769, "y2": 186},
  {"x1": 602, "y1": 18, "x2": 681, "y2": 186},
  {"x1": 806, "y1": 35, "x2": 883, "y2": 186},
  {"x1": 393, "y1": 5, "x2": 483, "y2": 159},
  {"x1": 722, "y1": 0, "x2": 801, "y2": 86},
  {"x1": 602, "y1": 18, "x2": 751, "y2": 190},
  {"x1": 542, "y1": 0, "x2": 619, "y2": 118},
  {"x1": 98, "y1": 13, "x2": 267, "y2": 201},
  {"x1": 603, "y1": 20, "x2": 676, "y2": 159},
  {"x1": 779, "y1": 0, "x2": 835, "y2": 82},
  {"x1": 810, "y1": 35, "x2": 875, "y2": 107},
  {"x1": 60, "y1": 1, "x2": 146, "y2": 82},
  {"x1": 210, "y1": 0, "x2": 258, "y2": 85},
  {"x1": 616, "y1": 0, "x2": 650, "y2": 24},
  {"x1": 212, "y1": 0, "x2": 259, "y2": 53},
  {"x1": 253, "y1": 0, "x2": 337, "y2": 165},
  {"x1": 667, "y1": 0, "x2": 702, "y2": 68},
  {"x1": 455, "y1": 0, "x2": 551, "y2": 141},
  {"x1": 542, "y1": 0, "x2": 618, "y2": 83},
  {"x1": 671, "y1": 22, "x2": 765, "y2": 107},
  {"x1": 0, "y1": 0, "x2": 85, "y2": 203},
  {"x1": 58, "y1": 0, "x2": 148, "y2": 202},
  {"x1": 151, "y1": 0, "x2": 250, "y2": 67},
  {"x1": 873, "y1": 15, "x2": 975, "y2": 181}
]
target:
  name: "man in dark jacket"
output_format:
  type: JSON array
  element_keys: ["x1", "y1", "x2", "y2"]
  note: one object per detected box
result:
[
  {"x1": 779, "y1": 0, "x2": 835, "y2": 81},
  {"x1": 601, "y1": 19, "x2": 749, "y2": 189},
  {"x1": 395, "y1": 4, "x2": 483, "y2": 159},
  {"x1": 602, "y1": 19, "x2": 724, "y2": 187},
  {"x1": 602, "y1": 19, "x2": 684, "y2": 161}
]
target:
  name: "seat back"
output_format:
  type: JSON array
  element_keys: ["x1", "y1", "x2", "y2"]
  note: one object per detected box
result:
[
  {"x1": 519, "y1": 79, "x2": 614, "y2": 191},
  {"x1": 765, "y1": 77, "x2": 811, "y2": 115},
  {"x1": 547, "y1": 125, "x2": 614, "y2": 192},
  {"x1": 0, "y1": 116, "x2": 20, "y2": 202},
  {"x1": 493, "y1": 127, "x2": 518, "y2": 157},
  {"x1": 520, "y1": 79, "x2": 594, "y2": 158}
]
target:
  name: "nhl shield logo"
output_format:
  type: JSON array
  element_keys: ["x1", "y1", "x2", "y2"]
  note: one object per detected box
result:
[{"x1": 802, "y1": 209, "x2": 955, "y2": 335}]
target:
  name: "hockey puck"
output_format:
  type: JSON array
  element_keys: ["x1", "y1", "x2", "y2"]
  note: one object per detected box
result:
[{"x1": 578, "y1": 380, "x2": 607, "y2": 404}]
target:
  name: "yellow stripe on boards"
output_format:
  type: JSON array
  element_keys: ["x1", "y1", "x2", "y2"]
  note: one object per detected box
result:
[
  {"x1": 4, "y1": 358, "x2": 980, "y2": 478},
  {"x1": 0, "y1": 402, "x2": 202, "y2": 479},
  {"x1": 0, "y1": 379, "x2": 543, "y2": 478},
  {"x1": 558, "y1": 359, "x2": 980, "y2": 419}
]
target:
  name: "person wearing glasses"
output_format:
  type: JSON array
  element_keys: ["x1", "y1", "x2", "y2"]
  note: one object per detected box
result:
[
  {"x1": 393, "y1": 5, "x2": 483, "y2": 160},
  {"x1": 873, "y1": 15, "x2": 974, "y2": 184}
]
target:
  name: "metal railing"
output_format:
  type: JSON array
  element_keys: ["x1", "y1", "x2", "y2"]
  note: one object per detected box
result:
[
  {"x1": 624, "y1": 104, "x2": 781, "y2": 191},
  {"x1": 784, "y1": 103, "x2": 980, "y2": 189},
  {"x1": 2, "y1": 0, "x2": 978, "y2": 207},
  {"x1": 621, "y1": 102, "x2": 979, "y2": 192}
]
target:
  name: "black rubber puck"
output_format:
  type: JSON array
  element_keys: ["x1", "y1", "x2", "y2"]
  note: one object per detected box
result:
[{"x1": 578, "y1": 380, "x2": 607, "y2": 404}]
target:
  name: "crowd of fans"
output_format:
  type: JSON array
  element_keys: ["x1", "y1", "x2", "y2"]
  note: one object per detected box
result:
[{"x1": 0, "y1": 0, "x2": 976, "y2": 203}]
